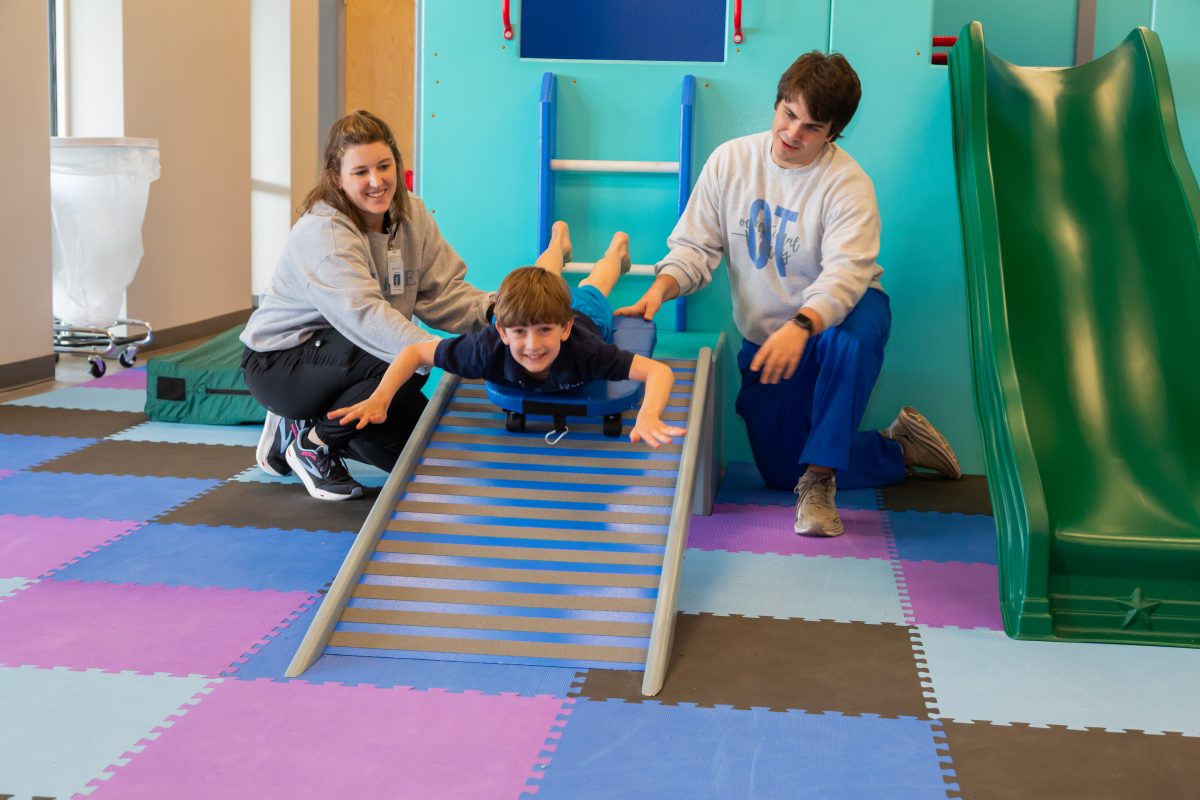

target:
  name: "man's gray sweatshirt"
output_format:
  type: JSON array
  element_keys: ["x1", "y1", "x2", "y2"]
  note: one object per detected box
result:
[{"x1": 657, "y1": 132, "x2": 884, "y2": 343}]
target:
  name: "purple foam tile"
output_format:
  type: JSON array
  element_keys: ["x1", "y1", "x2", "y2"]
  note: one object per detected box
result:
[
  {"x1": 899, "y1": 560, "x2": 1003, "y2": 630},
  {"x1": 0, "y1": 470, "x2": 12, "y2": 481},
  {"x1": 87, "y1": 679, "x2": 567, "y2": 800},
  {"x1": 0, "y1": 580, "x2": 312, "y2": 676},
  {"x1": 83, "y1": 367, "x2": 147, "y2": 390},
  {"x1": 0, "y1": 515, "x2": 142, "y2": 579},
  {"x1": 688, "y1": 503, "x2": 892, "y2": 559}
]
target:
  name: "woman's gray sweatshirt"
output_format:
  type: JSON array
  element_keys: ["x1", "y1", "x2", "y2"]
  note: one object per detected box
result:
[{"x1": 241, "y1": 198, "x2": 490, "y2": 362}]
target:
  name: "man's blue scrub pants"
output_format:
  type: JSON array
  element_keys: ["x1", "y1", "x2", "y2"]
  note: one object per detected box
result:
[{"x1": 734, "y1": 288, "x2": 906, "y2": 491}]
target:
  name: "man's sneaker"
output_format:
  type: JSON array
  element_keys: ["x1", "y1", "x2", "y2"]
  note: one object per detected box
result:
[
  {"x1": 284, "y1": 434, "x2": 365, "y2": 501},
  {"x1": 256, "y1": 412, "x2": 299, "y2": 477},
  {"x1": 883, "y1": 406, "x2": 962, "y2": 480},
  {"x1": 794, "y1": 472, "x2": 844, "y2": 537}
]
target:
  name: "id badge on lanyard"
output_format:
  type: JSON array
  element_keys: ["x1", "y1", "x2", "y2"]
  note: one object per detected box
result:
[{"x1": 387, "y1": 248, "x2": 406, "y2": 296}]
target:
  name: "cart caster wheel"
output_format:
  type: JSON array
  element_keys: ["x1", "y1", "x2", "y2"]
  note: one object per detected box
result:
[
  {"x1": 602, "y1": 414, "x2": 623, "y2": 438},
  {"x1": 54, "y1": 353, "x2": 60, "y2": 364},
  {"x1": 505, "y1": 411, "x2": 526, "y2": 433},
  {"x1": 88, "y1": 357, "x2": 107, "y2": 378},
  {"x1": 119, "y1": 348, "x2": 138, "y2": 368}
]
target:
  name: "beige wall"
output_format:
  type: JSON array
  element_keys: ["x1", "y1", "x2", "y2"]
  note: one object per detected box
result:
[
  {"x1": 0, "y1": 1, "x2": 54, "y2": 376},
  {"x1": 122, "y1": 0, "x2": 253, "y2": 329},
  {"x1": 346, "y1": 0, "x2": 415, "y2": 163}
]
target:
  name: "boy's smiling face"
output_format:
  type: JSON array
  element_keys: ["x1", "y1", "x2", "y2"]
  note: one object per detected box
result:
[{"x1": 497, "y1": 319, "x2": 573, "y2": 379}]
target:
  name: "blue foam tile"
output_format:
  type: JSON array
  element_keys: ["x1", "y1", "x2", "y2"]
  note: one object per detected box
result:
[
  {"x1": 109, "y1": 420, "x2": 262, "y2": 446},
  {"x1": 716, "y1": 460, "x2": 879, "y2": 510},
  {"x1": 49, "y1": 523, "x2": 355, "y2": 592},
  {"x1": 0, "y1": 665, "x2": 215, "y2": 800},
  {"x1": 0, "y1": 472, "x2": 220, "y2": 520},
  {"x1": 232, "y1": 460, "x2": 391, "y2": 488},
  {"x1": 535, "y1": 699, "x2": 951, "y2": 799},
  {"x1": 918, "y1": 626, "x2": 1200, "y2": 734},
  {"x1": 678, "y1": 549, "x2": 906, "y2": 624},
  {"x1": 887, "y1": 510, "x2": 998, "y2": 564},
  {"x1": 0, "y1": 433, "x2": 95, "y2": 471},
  {"x1": 7, "y1": 386, "x2": 147, "y2": 413},
  {"x1": 224, "y1": 599, "x2": 585, "y2": 696}
]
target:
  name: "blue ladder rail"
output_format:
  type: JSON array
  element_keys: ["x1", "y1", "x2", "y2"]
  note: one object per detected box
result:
[{"x1": 538, "y1": 72, "x2": 697, "y2": 332}]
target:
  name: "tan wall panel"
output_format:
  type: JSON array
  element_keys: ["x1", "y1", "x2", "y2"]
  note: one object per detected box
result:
[
  {"x1": 345, "y1": 0, "x2": 415, "y2": 168},
  {"x1": 122, "y1": 0, "x2": 252, "y2": 330},
  {"x1": 0, "y1": 1, "x2": 54, "y2": 371}
]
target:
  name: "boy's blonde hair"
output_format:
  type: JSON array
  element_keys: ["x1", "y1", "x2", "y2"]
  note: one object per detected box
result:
[{"x1": 494, "y1": 267, "x2": 573, "y2": 328}]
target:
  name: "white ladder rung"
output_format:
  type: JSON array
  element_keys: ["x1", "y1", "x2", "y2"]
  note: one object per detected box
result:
[
  {"x1": 551, "y1": 158, "x2": 679, "y2": 174},
  {"x1": 563, "y1": 261, "x2": 657, "y2": 277}
]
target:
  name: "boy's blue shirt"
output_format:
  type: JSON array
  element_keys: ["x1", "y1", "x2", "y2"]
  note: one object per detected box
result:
[{"x1": 433, "y1": 312, "x2": 634, "y2": 393}]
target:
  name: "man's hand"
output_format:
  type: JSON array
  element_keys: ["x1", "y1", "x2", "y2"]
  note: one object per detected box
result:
[
  {"x1": 615, "y1": 274, "x2": 680, "y2": 321},
  {"x1": 328, "y1": 396, "x2": 389, "y2": 430},
  {"x1": 749, "y1": 321, "x2": 809, "y2": 384}
]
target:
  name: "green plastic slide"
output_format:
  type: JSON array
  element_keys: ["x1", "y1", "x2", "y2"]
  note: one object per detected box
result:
[{"x1": 949, "y1": 22, "x2": 1200, "y2": 646}]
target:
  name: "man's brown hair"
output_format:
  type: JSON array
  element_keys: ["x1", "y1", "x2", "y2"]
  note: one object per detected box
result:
[
  {"x1": 775, "y1": 51, "x2": 862, "y2": 141},
  {"x1": 493, "y1": 267, "x2": 573, "y2": 328}
]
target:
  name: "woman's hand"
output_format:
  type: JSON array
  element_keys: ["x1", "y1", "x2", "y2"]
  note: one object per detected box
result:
[{"x1": 328, "y1": 396, "x2": 389, "y2": 430}]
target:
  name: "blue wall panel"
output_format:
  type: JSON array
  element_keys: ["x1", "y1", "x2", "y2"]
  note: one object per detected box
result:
[
  {"x1": 519, "y1": 0, "x2": 726, "y2": 62},
  {"x1": 421, "y1": 0, "x2": 833, "y2": 466},
  {"x1": 830, "y1": 0, "x2": 980, "y2": 473},
  {"x1": 1154, "y1": 0, "x2": 1200, "y2": 180},
  {"x1": 933, "y1": 0, "x2": 1077, "y2": 66}
]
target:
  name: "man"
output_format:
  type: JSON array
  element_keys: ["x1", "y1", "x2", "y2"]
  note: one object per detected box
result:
[{"x1": 618, "y1": 51, "x2": 960, "y2": 537}]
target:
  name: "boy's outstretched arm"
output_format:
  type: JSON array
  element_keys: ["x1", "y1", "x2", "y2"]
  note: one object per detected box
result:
[
  {"x1": 329, "y1": 339, "x2": 440, "y2": 429},
  {"x1": 627, "y1": 355, "x2": 688, "y2": 448}
]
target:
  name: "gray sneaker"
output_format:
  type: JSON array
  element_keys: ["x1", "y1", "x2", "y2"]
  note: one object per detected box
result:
[
  {"x1": 794, "y1": 472, "x2": 844, "y2": 537},
  {"x1": 883, "y1": 406, "x2": 962, "y2": 479}
]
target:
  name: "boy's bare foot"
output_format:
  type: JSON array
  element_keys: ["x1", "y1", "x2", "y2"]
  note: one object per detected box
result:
[
  {"x1": 552, "y1": 220, "x2": 573, "y2": 263},
  {"x1": 607, "y1": 231, "x2": 631, "y2": 275}
]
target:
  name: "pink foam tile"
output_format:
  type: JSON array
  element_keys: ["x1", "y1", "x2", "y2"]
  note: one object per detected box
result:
[
  {"x1": 899, "y1": 559, "x2": 1004, "y2": 630},
  {"x1": 84, "y1": 368, "x2": 148, "y2": 390},
  {"x1": 0, "y1": 580, "x2": 312, "y2": 675},
  {"x1": 88, "y1": 679, "x2": 568, "y2": 800},
  {"x1": 687, "y1": 503, "x2": 892, "y2": 559},
  {"x1": 0, "y1": 514, "x2": 142, "y2": 578}
]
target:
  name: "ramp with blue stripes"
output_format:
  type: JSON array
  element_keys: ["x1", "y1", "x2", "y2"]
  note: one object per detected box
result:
[{"x1": 288, "y1": 346, "x2": 719, "y2": 693}]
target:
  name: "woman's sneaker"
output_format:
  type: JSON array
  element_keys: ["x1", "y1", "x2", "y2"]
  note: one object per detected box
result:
[
  {"x1": 256, "y1": 412, "x2": 299, "y2": 477},
  {"x1": 284, "y1": 433, "x2": 364, "y2": 501}
]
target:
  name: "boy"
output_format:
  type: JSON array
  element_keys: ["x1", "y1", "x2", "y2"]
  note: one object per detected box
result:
[{"x1": 330, "y1": 222, "x2": 686, "y2": 448}]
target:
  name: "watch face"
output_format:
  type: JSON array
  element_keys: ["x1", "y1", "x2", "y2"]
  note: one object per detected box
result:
[{"x1": 793, "y1": 314, "x2": 813, "y2": 331}]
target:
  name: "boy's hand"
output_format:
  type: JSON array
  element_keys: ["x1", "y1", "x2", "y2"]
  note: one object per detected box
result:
[
  {"x1": 630, "y1": 413, "x2": 687, "y2": 448},
  {"x1": 328, "y1": 397, "x2": 389, "y2": 430}
]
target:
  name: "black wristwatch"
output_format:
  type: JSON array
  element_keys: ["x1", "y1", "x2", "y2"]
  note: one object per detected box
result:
[{"x1": 790, "y1": 312, "x2": 814, "y2": 333}]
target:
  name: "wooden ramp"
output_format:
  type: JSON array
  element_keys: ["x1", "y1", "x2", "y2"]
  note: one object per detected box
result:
[{"x1": 288, "y1": 342, "x2": 720, "y2": 695}]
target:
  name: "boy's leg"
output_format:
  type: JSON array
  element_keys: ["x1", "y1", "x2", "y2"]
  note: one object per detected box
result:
[
  {"x1": 533, "y1": 220, "x2": 572, "y2": 276},
  {"x1": 578, "y1": 231, "x2": 631, "y2": 297}
]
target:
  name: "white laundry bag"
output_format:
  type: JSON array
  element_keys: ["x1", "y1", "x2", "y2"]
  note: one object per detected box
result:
[{"x1": 50, "y1": 137, "x2": 160, "y2": 327}]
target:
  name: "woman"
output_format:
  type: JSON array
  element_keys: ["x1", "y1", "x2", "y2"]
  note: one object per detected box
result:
[{"x1": 241, "y1": 110, "x2": 492, "y2": 501}]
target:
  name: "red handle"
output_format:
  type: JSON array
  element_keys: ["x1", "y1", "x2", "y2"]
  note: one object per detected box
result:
[
  {"x1": 733, "y1": 0, "x2": 743, "y2": 44},
  {"x1": 502, "y1": 0, "x2": 513, "y2": 40},
  {"x1": 932, "y1": 35, "x2": 957, "y2": 47},
  {"x1": 931, "y1": 53, "x2": 948, "y2": 65}
]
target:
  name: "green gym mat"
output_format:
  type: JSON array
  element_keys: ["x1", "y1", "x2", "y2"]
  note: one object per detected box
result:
[{"x1": 949, "y1": 22, "x2": 1200, "y2": 645}]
